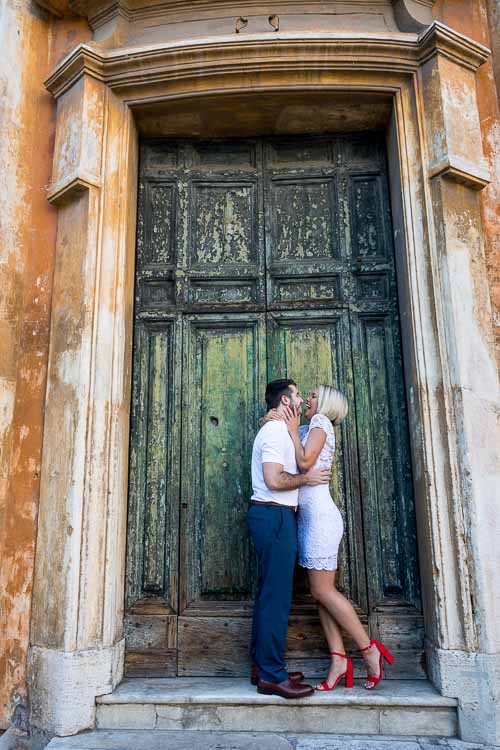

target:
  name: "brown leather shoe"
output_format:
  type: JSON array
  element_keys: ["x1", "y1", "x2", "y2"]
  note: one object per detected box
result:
[
  {"x1": 250, "y1": 664, "x2": 304, "y2": 686},
  {"x1": 257, "y1": 678, "x2": 314, "y2": 698}
]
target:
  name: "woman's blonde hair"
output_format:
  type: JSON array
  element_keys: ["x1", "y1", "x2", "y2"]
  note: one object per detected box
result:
[{"x1": 317, "y1": 385, "x2": 348, "y2": 426}]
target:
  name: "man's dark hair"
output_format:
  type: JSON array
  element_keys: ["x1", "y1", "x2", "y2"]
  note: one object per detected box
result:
[{"x1": 265, "y1": 379, "x2": 296, "y2": 411}]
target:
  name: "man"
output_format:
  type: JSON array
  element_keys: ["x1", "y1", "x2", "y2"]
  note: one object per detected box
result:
[{"x1": 248, "y1": 378, "x2": 331, "y2": 698}]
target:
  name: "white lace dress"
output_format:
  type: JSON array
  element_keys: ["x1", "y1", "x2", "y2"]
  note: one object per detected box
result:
[{"x1": 297, "y1": 413, "x2": 344, "y2": 571}]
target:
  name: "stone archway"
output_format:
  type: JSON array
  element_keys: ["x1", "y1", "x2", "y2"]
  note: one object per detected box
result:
[{"x1": 28, "y1": 25, "x2": 500, "y2": 744}]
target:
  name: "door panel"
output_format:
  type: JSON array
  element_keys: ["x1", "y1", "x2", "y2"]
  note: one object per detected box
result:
[
  {"x1": 180, "y1": 314, "x2": 266, "y2": 615},
  {"x1": 350, "y1": 174, "x2": 388, "y2": 261},
  {"x1": 126, "y1": 134, "x2": 424, "y2": 679},
  {"x1": 267, "y1": 310, "x2": 366, "y2": 612},
  {"x1": 350, "y1": 311, "x2": 420, "y2": 610},
  {"x1": 183, "y1": 141, "x2": 266, "y2": 311},
  {"x1": 265, "y1": 140, "x2": 343, "y2": 312},
  {"x1": 269, "y1": 178, "x2": 339, "y2": 261},
  {"x1": 126, "y1": 317, "x2": 182, "y2": 612},
  {"x1": 178, "y1": 314, "x2": 266, "y2": 674},
  {"x1": 190, "y1": 181, "x2": 257, "y2": 267},
  {"x1": 125, "y1": 317, "x2": 182, "y2": 677}
]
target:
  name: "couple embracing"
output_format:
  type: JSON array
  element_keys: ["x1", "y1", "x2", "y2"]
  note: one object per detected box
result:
[{"x1": 248, "y1": 379, "x2": 394, "y2": 699}]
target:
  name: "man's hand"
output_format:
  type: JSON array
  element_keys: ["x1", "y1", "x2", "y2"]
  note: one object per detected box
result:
[{"x1": 304, "y1": 467, "x2": 331, "y2": 486}]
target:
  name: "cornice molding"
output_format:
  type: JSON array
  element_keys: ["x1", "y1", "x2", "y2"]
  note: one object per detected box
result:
[
  {"x1": 418, "y1": 21, "x2": 490, "y2": 70},
  {"x1": 47, "y1": 171, "x2": 101, "y2": 204},
  {"x1": 44, "y1": 22, "x2": 490, "y2": 99},
  {"x1": 428, "y1": 157, "x2": 490, "y2": 191}
]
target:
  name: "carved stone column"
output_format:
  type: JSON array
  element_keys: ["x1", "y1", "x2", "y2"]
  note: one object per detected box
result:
[{"x1": 28, "y1": 73, "x2": 138, "y2": 736}]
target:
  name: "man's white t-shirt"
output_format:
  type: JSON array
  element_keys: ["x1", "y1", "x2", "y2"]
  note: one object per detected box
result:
[{"x1": 251, "y1": 420, "x2": 299, "y2": 507}]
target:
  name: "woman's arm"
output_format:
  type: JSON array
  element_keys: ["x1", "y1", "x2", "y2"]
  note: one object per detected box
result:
[
  {"x1": 260, "y1": 409, "x2": 282, "y2": 427},
  {"x1": 283, "y1": 407, "x2": 326, "y2": 472}
]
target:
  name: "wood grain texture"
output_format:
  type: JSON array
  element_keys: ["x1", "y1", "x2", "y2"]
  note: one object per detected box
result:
[
  {"x1": 124, "y1": 614, "x2": 177, "y2": 650},
  {"x1": 124, "y1": 649, "x2": 177, "y2": 678},
  {"x1": 178, "y1": 616, "x2": 252, "y2": 676}
]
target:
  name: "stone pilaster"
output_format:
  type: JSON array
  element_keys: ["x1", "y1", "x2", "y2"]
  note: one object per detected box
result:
[
  {"x1": 420, "y1": 26, "x2": 500, "y2": 746},
  {"x1": 29, "y1": 73, "x2": 137, "y2": 736}
]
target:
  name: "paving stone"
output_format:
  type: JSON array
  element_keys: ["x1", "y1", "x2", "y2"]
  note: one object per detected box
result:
[
  {"x1": 45, "y1": 732, "x2": 500, "y2": 750},
  {"x1": 293, "y1": 737, "x2": 420, "y2": 749},
  {"x1": 292, "y1": 740, "x2": 499, "y2": 750},
  {"x1": 46, "y1": 730, "x2": 292, "y2": 749},
  {"x1": 419, "y1": 741, "x2": 498, "y2": 750}
]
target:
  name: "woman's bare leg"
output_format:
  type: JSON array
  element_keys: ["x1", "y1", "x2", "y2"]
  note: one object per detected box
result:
[
  {"x1": 308, "y1": 569, "x2": 382, "y2": 686},
  {"x1": 316, "y1": 602, "x2": 349, "y2": 688}
]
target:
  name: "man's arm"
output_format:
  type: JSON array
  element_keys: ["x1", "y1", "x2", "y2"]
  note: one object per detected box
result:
[{"x1": 262, "y1": 462, "x2": 331, "y2": 491}]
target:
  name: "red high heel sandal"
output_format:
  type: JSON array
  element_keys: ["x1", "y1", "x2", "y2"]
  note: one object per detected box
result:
[
  {"x1": 316, "y1": 651, "x2": 354, "y2": 692},
  {"x1": 359, "y1": 639, "x2": 395, "y2": 690}
]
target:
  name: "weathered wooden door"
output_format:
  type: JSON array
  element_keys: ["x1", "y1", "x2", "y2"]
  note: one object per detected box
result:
[{"x1": 125, "y1": 136, "x2": 424, "y2": 679}]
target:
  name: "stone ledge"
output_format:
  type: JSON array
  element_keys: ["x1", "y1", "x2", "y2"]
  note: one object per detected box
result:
[
  {"x1": 428, "y1": 158, "x2": 490, "y2": 191},
  {"x1": 47, "y1": 171, "x2": 102, "y2": 205},
  {"x1": 96, "y1": 678, "x2": 458, "y2": 708}
]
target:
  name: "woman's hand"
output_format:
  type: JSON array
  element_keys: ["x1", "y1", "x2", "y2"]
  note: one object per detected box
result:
[
  {"x1": 261, "y1": 408, "x2": 283, "y2": 426},
  {"x1": 282, "y1": 405, "x2": 301, "y2": 435}
]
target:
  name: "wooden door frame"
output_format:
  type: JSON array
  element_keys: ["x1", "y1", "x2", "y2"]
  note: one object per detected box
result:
[{"x1": 29, "y1": 26, "x2": 500, "y2": 743}]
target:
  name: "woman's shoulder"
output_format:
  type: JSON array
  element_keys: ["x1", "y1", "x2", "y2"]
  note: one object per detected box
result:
[{"x1": 310, "y1": 413, "x2": 333, "y2": 432}]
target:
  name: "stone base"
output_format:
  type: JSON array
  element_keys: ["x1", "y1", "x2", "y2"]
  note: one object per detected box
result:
[
  {"x1": 28, "y1": 641, "x2": 125, "y2": 737},
  {"x1": 427, "y1": 644, "x2": 500, "y2": 746}
]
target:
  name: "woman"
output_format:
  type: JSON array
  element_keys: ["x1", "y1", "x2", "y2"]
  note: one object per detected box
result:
[{"x1": 266, "y1": 385, "x2": 394, "y2": 691}]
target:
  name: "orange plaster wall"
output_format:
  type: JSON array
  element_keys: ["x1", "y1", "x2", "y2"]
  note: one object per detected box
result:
[
  {"x1": 435, "y1": 0, "x2": 500, "y2": 366},
  {"x1": 0, "y1": 5, "x2": 90, "y2": 730}
]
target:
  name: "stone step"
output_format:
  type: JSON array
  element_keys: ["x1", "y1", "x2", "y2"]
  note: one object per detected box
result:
[{"x1": 95, "y1": 678, "x2": 458, "y2": 737}]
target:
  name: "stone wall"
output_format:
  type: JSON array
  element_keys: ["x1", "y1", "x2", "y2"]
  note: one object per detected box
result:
[
  {"x1": 0, "y1": 0, "x2": 55, "y2": 729},
  {"x1": 0, "y1": 0, "x2": 89, "y2": 729}
]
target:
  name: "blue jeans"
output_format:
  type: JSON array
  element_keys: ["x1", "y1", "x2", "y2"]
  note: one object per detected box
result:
[{"x1": 247, "y1": 504, "x2": 298, "y2": 684}]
